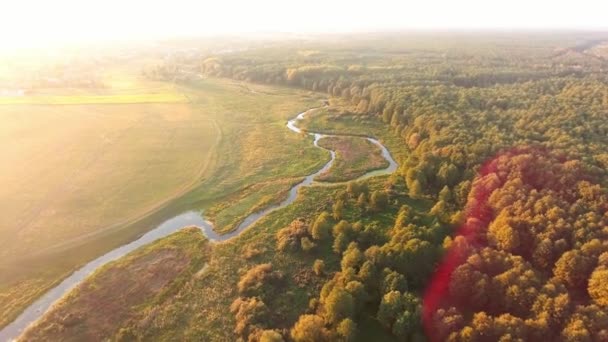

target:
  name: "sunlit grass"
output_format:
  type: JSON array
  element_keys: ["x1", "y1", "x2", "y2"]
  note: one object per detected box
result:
[{"x1": 0, "y1": 93, "x2": 187, "y2": 105}]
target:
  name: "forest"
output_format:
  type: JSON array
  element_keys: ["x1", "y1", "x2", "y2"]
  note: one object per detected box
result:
[{"x1": 189, "y1": 34, "x2": 608, "y2": 341}]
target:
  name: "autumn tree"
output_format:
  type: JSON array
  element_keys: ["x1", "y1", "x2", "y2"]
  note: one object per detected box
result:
[{"x1": 291, "y1": 315, "x2": 330, "y2": 342}]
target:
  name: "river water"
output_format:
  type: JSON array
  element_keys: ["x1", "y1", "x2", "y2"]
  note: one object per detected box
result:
[{"x1": 0, "y1": 105, "x2": 397, "y2": 341}]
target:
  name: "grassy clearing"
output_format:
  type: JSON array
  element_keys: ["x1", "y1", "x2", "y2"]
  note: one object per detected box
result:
[
  {"x1": 0, "y1": 76, "x2": 326, "y2": 329},
  {"x1": 300, "y1": 102, "x2": 409, "y2": 164},
  {"x1": 20, "y1": 228, "x2": 209, "y2": 341},
  {"x1": 316, "y1": 136, "x2": 388, "y2": 182},
  {"x1": 205, "y1": 178, "x2": 303, "y2": 234}
]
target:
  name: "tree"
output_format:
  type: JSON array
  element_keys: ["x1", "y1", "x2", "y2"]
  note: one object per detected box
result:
[
  {"x1": 230, "y1": 297, "x2": 270, "y2": 337},
  {"x1": 561, "y1": 319, "x2": 591, "y2": 342},
  {"x1": 439, "y1": 185, "x2": 452, "y2": 202},
  {"x1": 313, "y1": 259, "x2": 326, "y2": 276},
  {"x1": 301, "y1": 237, "x2": 316, "y2": 252},
  {"x1": 437, "y1": 163, "x2": 459, "y2": 186},
  {"x1": 345, "y1": 280, "x2": 368, "y2": 309},
  {"x1": 346, "y1": 182, "x2": 360, "y2": 197},
  {"x1": 370, "y1": 190, "x2": 389, "y2": 211},
  {"x1": 382, "y1": 269, "x2": 408, "y2": 293},
  {"x1": 238, "y1": 263, "x2": 281, "y2": 296},
  {"x1": 311, "y1": 212, "x2": 332, "y2": 241},
  {"x1": 291, "y1": 315, "x2": 330, "y2": 342},
  {"x1": 487, "y1": 211, "x2": 520, "y2": 252},
  {"x1": 554, "y1": 250, "x2": 594, "y2": 290},
  {"x1": 337, "y1": 318, "x2": 358, "y2": 342},
  {"x1": 429, "y1": 200, "x2": 448, "y2": 220},
  {"x1": 277, "y1": 219, "x2": 309, "y2": 252},
  {"x1": 341, "y1": 243, "x2": 364, "y2": 271},
  {"x1": 356, "y1": 193, "x2": 368, "y2": 211},
  {"x1": 260, "y1": 330, "x2": 285, "y2": 342},
  {"x1": 409, "y1": 179, "x2": 423, "y2": 199},
  {"x1": 588, "y1": 267, "x2": 608, "y2": 306},
  {"x1": 333, "y1": 200, "x2": 345, "y2": 220},
  {"x1": 394, "y1": 206, "x2": 412, "y2": 229},
  {"x1": 324, "y1": 288, "x2": 355, "y2": 324},
  {"x1": 333, "y1": 233, "x2": 350, "y2": 254},
  {"x1": 378, "y1": 291, "x2": 404, "y2": 327}
]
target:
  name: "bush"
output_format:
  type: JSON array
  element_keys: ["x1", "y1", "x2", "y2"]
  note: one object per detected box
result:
[
  {"x1": 230, "y1": 296, "x2": 270, "y2": 337},
  {"x1": 238, "y1": 263, "x2": 282, "y2": 296},
  {"x1": 291, "y1": 314, "x2": 330, "y2": 342},
  {"x1": 277, "y1": 219, "x2": 310, "y2": 251},
  {"x1": 313, "y1": 259, "x2": 325, "y2": 276},
  {"x1": 301, "y1": 237, "x2": 316, "y2": 252}
]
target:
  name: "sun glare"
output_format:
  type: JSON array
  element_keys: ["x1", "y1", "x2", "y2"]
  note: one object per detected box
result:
[{"x1": 2, "y1": 0, "x2": 608, "y2": 53}]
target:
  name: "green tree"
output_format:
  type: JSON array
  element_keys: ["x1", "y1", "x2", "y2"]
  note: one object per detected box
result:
[
  {"x1": 311, "y1": 212, "x2": 332, "y2": 241},
  {"x1": 437, "y1": 163, "x2": 459, "y2": 186},
  {"x1": 370, "y1": 190, "x2": 389, "y2": 211},
  {"x1": 356, "y1": 193, "x2": 368, "y2": 211},
  {"x1": 438, "y1": 185, "x2": 452, "y2": 202}
]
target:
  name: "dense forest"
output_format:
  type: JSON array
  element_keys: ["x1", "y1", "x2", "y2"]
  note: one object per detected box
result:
[{"x1": 164, "y1": 35, "x2": 608, "y2": 341}]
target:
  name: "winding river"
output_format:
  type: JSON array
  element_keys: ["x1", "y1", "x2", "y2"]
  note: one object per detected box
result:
[{"x1": 0, "y1": 105, "x2": 397, "y2": 341}]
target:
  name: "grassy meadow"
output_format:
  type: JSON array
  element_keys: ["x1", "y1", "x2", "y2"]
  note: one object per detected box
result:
[
  {"x1": 316, "y1": 136, "x2": 388, "y2": 182},
  {"x1": 0, "y1": 70, "x2": 326, "y2": 328},
  {"x1": 299, "y1": 102, "x2": 409, "y2": 164}
]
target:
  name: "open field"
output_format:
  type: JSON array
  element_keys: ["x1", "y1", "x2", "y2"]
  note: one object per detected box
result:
[
  {"x1": 0, "y1": 99, "x2": 218, "y2": 327},
  {"x1": 316, "y1": 136, "x2": 388, "y2": 182},
  {"x1": 0, "y1": 93, "x2": 187, "y2": 105},
  {"x1": 0, "y1": 74, "x2": 326, "y2": 328},
  {"x1": 20, "y1": 228, "x2": 209, "y2": 341},
  {"x1": 0, "y1": 103, "x2": 215, "y2": 260}
]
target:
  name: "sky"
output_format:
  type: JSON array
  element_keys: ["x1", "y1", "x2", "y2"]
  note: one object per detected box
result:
[{"x1": 1, "y1": 0, "x2": 608, "y2": 50}]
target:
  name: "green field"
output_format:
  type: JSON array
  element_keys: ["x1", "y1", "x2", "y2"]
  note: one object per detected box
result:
[{"x1": 0, "y1": 73, "x2": 326, "y2": 328}]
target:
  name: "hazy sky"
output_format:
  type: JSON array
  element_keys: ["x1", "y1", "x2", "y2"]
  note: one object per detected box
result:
[{"x1": 2, "y1": 0, "x2": 608, "y2": 49}]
